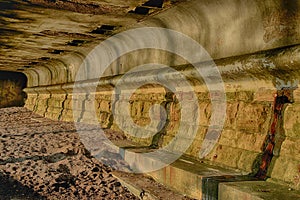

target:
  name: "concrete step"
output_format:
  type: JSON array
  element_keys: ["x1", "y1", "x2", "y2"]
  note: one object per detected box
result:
[
  {"x1": 147, "y1": 156, "x2": 252, "y2": 200},
  {"x1": 219, "y1": 181, "x2": 300, "y2": 200},
  {"x1": 90, "y1": 140, "x2": 252, "y2": 199},
  {"x1": 112, "y1": 171, "x2": 193, "y2": 200},
  {"x1": 88, "y1": 139, "x2": 300, "y2": 199},
  {"x1": 116, "y1": 152, "x2": 300, "y2": 200}
]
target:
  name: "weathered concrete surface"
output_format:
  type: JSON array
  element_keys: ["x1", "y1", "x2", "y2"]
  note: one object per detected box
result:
[
  {"x1": 19, "y1": 0, "x2": 300, "y2": 87},
  {"x1": 0, "y1": 0, "x2": 299, "y2": 87},
  {"x1": 0, "y1": 0, "x2": 181, "y2": 76},
  {"x1": 219, "y1": 181, "x2": 300, "y2": 200},
  {"x1": 147, "y1": 156, "x2": 242, "y2": 199},
  {"x1": 0, "y1": 107, "x2": 139, "y2": 199},
  {"x1": 112, "y1": 171, "x2": 194, "y2": 200}
]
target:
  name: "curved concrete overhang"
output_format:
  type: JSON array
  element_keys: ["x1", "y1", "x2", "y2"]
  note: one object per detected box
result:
[
  {"x1": 24, "y1": 45, "x2": 300, "y2": 94},
  {"x1": 0, "y1": 0, "x2": 185, "y2": 84},
  {"x1": 13, "y1": 0, "x2": 300, "y2": 87}
]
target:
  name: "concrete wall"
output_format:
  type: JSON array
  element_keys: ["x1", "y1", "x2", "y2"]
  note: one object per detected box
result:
[{"x1": 23, "y1": 0, "x2": 300, "y2": 88}]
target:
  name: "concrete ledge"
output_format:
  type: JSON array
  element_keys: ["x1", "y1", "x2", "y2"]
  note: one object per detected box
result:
[
  {"x1": 219, "y1": 181, "x2": 300, "y2": 200},
  {"x1": 147, "y1": 156, "x2": 244, "y2": 199},
  {"x1": 81, "y1": 136, "x2": 248, "y2": 199},
  {"x1": 112, "y1": 171, "x2": 192, "y2": 200}
]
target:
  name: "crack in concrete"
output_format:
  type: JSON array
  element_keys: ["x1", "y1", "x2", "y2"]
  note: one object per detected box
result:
[{"x1": 58, "y1": 93, "x2": 68, "y2": 121}]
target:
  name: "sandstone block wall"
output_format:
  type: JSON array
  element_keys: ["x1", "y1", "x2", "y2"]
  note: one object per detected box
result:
[
  {"x1": 270, "y1": 99, "x2": 300, "y2": 189},
  {"x1": 22, "y1": 79, "x2": 283, "y2": 178},
  {"x1": 24, "y1": 44, "x2": 300, "y2": 190}
]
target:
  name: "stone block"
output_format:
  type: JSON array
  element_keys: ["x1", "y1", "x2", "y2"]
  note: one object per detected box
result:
[
  {"x1": 269, "y1": 156, "x2": 300, "y2": 189},
  {"x1": 168, "y1": 137, "x2": 194, "y2": 153},
  {"x1": 292, "y1": 87, "x2": 300, "y2": 102},
  {"x1": 47, "y1": 98, "x2": 63, "y2": 108},
  {"x1": 60, "y1": 109, "x2": 78, "y2": 122},
  {"x1": 81, "y1": 111, "x2": 97, "y2": 123},
  {"x1": 180, "y1": 101, "x2": 200, "y2": 124},
  {"x1": 280, "y1": 138, "x2": 300, "y2": 160},
  {"x1": 185, "y1": 127, "x2": 207, "y2": 157},
  {"x1": 44, "y1": 107, "x2": 62, "y2": 120},
  {"x1": 224, "y1": 102, "x2": 239, "y2": 129},
  {"x1": 25, "y1": 94, "x2": 38, "y2": 110},
  {"x1": 133, "y1": 117, "x2": 151, "y2": 127},
  {"x1": 99, "y1": 100, "x2": 112, "y2": 113},
  {"x1": 63, "y1": 98, "x2": 73, "y2": 110},
  {"x1": 198, "y1": 102, "x2": 210, "y2": 126},
  {"x1": 196, "y1": 92, "x2": 210, "y2": 101},
  {"x1": 253, "y1": 88, "x2": 276, "y2": 102},
  {"x1": 219, "y1": 181, "x2": 300, "y2": 200},
  {"x1": 235, "y1": 132, "x2": 265, "y2": 152},
  {"x1": 236, "y1": 102, "x2": 272, "y2": 134},
  {"x1": 148, "y1": 156, "x2": 240, "y2": 200},
  {"x1": 168, "y1": 102, "x2": 181, "y2": 122},
  {"x1": 218, "y1": 129, "x2": 238, "y2": 148},
  {"x1": 72, "y1": 98, "x2": 86, "y2": 111},
  {"x1": 141, "y1": 101, "x2": 152, "y2": 118},
  {"x1": 161, "y1": 135, "x2": 175, "y2": 147},
  {"x1": 284, "y1": 104, "x2": 300, "y2": 138},
  {"x1": 237, "y1": 150, "x2": 260, "y2": 173},
  {"x1": 165, "y1": 121, "x2": 180, "y2": 136},
  {"x1": 206, "y1": 145, "x2": 244, "y2": 169},
  {"x1": 226, "y1": 91, "x2": 254, "y2": 102},
  {"x1": 82, "y1": 98, "x2": 93, "y2": 112}
]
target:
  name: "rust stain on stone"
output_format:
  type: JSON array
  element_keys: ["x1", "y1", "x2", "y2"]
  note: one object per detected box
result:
[{"x1": 255, "y1": 89, "x2": 293, "y2": 179}]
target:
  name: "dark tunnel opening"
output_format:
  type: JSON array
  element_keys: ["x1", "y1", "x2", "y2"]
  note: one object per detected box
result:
[{"x1": 0, "y1": 70, "x2": 27, "y2": 108}]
